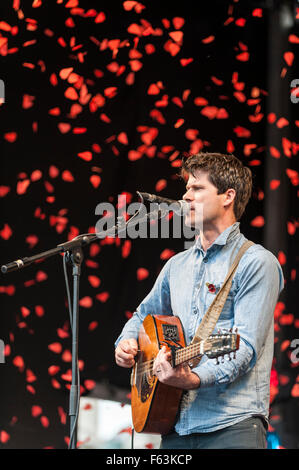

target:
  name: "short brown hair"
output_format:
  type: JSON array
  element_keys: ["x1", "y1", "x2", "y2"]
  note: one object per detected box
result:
[{"x1": 180, "y1": 152, "x2": 252, "y2": 221}]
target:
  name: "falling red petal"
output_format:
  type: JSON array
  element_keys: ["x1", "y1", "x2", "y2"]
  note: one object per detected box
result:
[
  {"x1": 79, "y1": 296, "x2": 93, "y2": 308},
  {"x1": 0, "y1": 431, "x2": 10, "y2": 443},
  {"x1": 250, "y1": 216, "x2": 264, "y2": 227},
  {"x1": 284, "y1": 52, "x2": 294, "y2": 66},
  {"x1": 31, "y1": 405, "x2": 42, "y2": 418},
  {"x1": 137, "y1": 268, "x2": 149, "y2": 280},
  {"x1": 78, "y1": 151, "x2": 93, "y2": 161},
  {"x1": 277, "y1": 251, "x2": 286, "y2": 265},
  {"x1": 48, "y1": 343, "x2": 62, "y2": 354}
]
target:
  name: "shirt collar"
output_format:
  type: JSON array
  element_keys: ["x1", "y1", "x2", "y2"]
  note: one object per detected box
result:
[{"x1": 195, "y1": 222, "x2": 240, "y2": 252}]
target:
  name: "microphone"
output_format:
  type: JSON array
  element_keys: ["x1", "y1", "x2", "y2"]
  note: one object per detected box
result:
[
  {"x1": 1, "y1": 258, "x2": 25, "y2": 274},
  {"x1": 137, "y1": 191, "x2": 189, "y2": 214}
]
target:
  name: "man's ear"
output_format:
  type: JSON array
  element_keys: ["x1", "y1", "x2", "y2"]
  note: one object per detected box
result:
[{"x1": 223, "y1": 188, "x2": 236, "y2": 207}]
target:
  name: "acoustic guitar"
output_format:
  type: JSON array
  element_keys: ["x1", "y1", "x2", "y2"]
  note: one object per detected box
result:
[{"x1": 131, "y1": 314, "x2": 240, "y2": 434}]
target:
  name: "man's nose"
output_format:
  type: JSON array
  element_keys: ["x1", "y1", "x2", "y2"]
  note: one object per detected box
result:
[{"x1": 183, "y1": 189, "x2": 193, "y2": 202}]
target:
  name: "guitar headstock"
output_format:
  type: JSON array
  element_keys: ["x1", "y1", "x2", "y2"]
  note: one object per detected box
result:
[{"x1": 204, "y1": 329, "x2": 240, "y2": 362}]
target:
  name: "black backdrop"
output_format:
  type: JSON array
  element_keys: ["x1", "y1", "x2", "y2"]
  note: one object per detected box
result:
[{"x1": 0, "y1": 0, "x2": 298, "y2": 449}]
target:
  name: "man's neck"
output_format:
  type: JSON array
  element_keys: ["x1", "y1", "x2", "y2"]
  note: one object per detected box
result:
[{"x1": 200, "y1": 220, "x2": 237, "y2": 252}]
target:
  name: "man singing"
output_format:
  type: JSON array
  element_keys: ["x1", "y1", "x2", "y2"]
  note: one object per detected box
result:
[{"x1": 115, "y1": 152, "x2": 284, "y2": 449}]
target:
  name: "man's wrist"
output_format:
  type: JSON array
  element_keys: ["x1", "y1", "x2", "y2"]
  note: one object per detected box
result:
[{"x1": 187, "y1": 372, "x2": 201, "y2": 390}]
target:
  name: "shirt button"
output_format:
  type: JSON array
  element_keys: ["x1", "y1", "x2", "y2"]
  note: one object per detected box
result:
[{"x1": 193, "y1": 307, "x2": 198, "y2": 315}]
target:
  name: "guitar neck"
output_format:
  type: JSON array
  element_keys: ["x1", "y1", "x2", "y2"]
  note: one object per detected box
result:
[{"x1": 174, "y1": 342, "x2": 205, "y2": 367}]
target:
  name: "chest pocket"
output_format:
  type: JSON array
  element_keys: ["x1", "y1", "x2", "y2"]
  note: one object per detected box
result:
[{"x1": 204, "y1": 279, "x2": 237, "y2": 321}]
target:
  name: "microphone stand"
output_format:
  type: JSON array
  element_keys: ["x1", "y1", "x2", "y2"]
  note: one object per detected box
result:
[{"x1": 1, "y1": 205, "x2": 168, "y2": 449}]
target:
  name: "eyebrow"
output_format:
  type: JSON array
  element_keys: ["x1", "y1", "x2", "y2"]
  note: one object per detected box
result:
[{"x1": 185, "y1": 183, "x2": 204, "y2": 190}]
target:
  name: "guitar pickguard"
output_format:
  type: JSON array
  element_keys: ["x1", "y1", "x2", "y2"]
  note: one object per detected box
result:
[
  {"x1": 135, "y1": 352, "x2": 156, "y2": 403},
  {"x1": 140, "y1": 371, "x2": 155, "y2": 403}
]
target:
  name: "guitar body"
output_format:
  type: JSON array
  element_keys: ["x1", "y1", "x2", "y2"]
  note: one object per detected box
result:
[
  {"x1": 130, "y1": 314, "x2": 239, "y2": 435},
  {"x1": 131, "y1": 315, "x2": 186, "y2": 434}
]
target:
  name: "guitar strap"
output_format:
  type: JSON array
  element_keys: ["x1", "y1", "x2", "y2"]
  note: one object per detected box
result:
[{"x1": 189, "y1": 239, "x2": 254, "y2": 367}]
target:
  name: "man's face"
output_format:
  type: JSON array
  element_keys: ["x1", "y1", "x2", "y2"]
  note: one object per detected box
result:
[{"x1": 182, "y1": 170, "x2": 227, "y2": 229}]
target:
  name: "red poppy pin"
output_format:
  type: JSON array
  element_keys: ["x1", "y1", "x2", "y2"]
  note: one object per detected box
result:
[{"x1": 206, "y1": 282, "x2": 217, "y2": 294}]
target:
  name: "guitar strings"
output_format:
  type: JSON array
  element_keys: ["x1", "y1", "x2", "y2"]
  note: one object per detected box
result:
[{"x1": 134, "y1": 340, "x2": 215, "y2": 377}]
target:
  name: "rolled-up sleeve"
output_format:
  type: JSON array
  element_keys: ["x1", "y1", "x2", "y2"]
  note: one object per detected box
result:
[
  {"x1": 114, "y1": 258, "x2": 173, "y2": 348},
  {"x1": 192, "y1": 248, "x2": 284, "y2": 388}
]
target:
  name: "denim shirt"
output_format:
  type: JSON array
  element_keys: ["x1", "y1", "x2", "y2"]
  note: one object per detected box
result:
[{"x1": 115, "y1": 222, "x2": 284, "y2": 434}]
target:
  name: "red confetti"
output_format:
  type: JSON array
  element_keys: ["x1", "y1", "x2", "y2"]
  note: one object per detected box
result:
[
  {"x1": 270, "y1": 180, "x2": 280, "y2": 190},
  {"x1": 0, "y1": 431, "x2": 10, "y2": 443},
  {"x1": 84, "y1": 380, "x2": 96, "y2": 390},
  {"x1": 95, "y1": 292, "x2": 109, "y2": 302},
  {"x1": 291, "y1": 384, "x2": 299, "y2": 398},
  {"x1": 236, "y1": 52, "x2": 250, "y2": 62},
  {"x1": 79, "y1": 296, "x2": 93, "y2": 308},
  {"x1": 0, "y1": 186, "x2": 10, "y2": 197},
  {"x1": 0, "y1": 224, "x2": 13, "y2": 240},
  {"x1": 276, "y1": 117, "x2": 289, "y2": 128},
  {"x1": 62, "y1": 351, "x2": 72, "y2": 362},
  {"x1": 58, "y1": 123, "x2": 71, "y2": 133},
  {"x1": 289, "y1": 34, "x2": 299, "y2": 44},
  {"x1": 252, "y1": 8, "x2": 263, "y2": 17},
  {"x1": 233, "y1": 126, "x2": 251, "y2": 138},
  {"x1": 235, "y1": 18, "x2": 246, "y2": 27},
  {"x1": 36, "y1": 271, "x2": 48, "y2": 282},
  {"x1": 250, "y1": 216, "x2": 264, "y2": 227},
  {"x1": 48, "y1": 343, "x2": 62, "y2": 354},
  {"x1": 118, "y1": 426, "x2": 132, "y2": 435},
  {"x1": 48, "y1": 365, "x2": 60, "y2": 376},
  {"x1": 61, "y1": 170, "x2": 74, "y2": 182},
  {"x1": 270, "y1": 146, "x2": 280, "y2": 159},
  {"x1": 286, "y1": 168, "x2": 299, "y2": 186},
  {"x1": 88, "y1": 275, "x2": 101, "y2": 288},
  {"x1": 40, "y1": 416, "x2": 50, "y2": 428},
  {"x1": 4, "y1": 132, "x2": 17, "y2": 143},
  {"x1": 122, "y1": 240, "x2": 131, "y2": 258},
  {"x1": 26, "y1": 369, "x2": 37, "y2": 383},
  {"x1": 78, "y1": 151, "x2": 93, "y2": 161},
  {"x1": 160, "y1": 249, "x2": 175, "y2": 260},
  {"x1": 284, "y1": 52, "x2": 294, "y2": 66},
  {"x1": 16, "y1": 179, "x2": 30, "y2": 194},
  {"x1": 90, "y1": 175, "x2": 101, "y2": 188},
  {"x1": 202, "y1": 36, "x2": 215, "y2": 44},
  {"x1": 88, "y1": 321, "x2": 98, "y2": 331},
  {"x1": 13, "y1": 356, "x2": 25, "y2": 371},
  {"x1": 95, "y1": 12, "x2": 106, "y2": 23},
  {"x1": 174, "y1": 118, "x2": 184, "y2": 128},
  {"x1": 137, "y1": 267, "x2": 149, "y2": 280},
  {"x1": 278, "y1": 251, "x2": 286, "y2": 266}
]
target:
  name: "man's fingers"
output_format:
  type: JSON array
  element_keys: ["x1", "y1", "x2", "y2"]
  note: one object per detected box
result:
[
  {"x1": 115, "y1": 339, "x2": 138, "y2": 368},
  {"x1": 122, "y1": 340, "x2": 138, "y2": 355}
]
